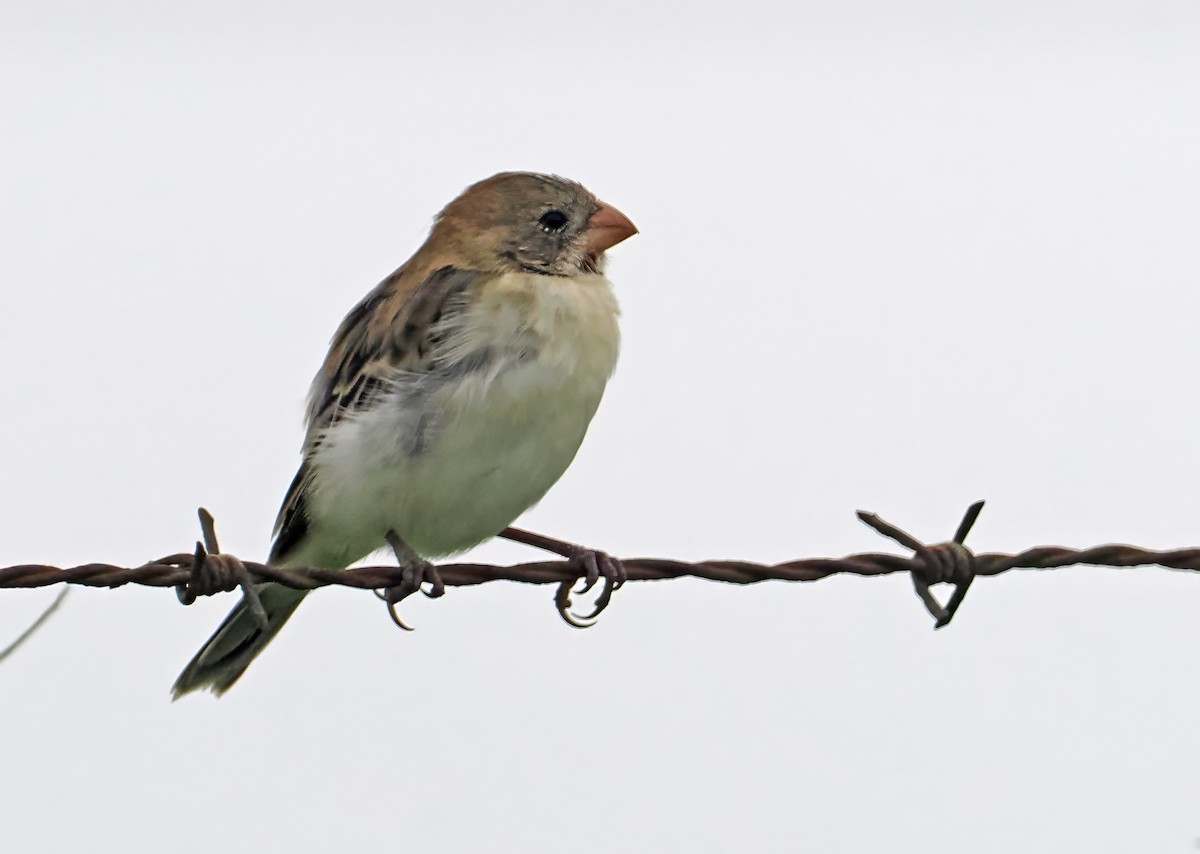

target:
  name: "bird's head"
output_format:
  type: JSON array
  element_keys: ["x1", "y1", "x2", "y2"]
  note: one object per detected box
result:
[{"x1": 429, "y1": 172, "x2": 637, "y2": 276}]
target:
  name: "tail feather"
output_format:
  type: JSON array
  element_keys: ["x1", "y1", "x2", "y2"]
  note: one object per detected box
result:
[{"x1": 171, "y1": 583, "x2": 308, "y2": 699}]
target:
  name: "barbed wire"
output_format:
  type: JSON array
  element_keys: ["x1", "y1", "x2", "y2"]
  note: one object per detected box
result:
[{"x1": 3, "y1": 501, "x2": 1199, "y2": 634}]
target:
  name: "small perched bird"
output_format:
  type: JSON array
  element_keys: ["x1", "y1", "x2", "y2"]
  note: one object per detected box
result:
[{"x1": 173, "y1": 172, "x2": 637, "y2": 697}]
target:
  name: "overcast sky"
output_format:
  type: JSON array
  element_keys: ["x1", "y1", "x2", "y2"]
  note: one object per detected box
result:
[{"x1": 2, "y1": 1, "x2": 1199, "y2": 851}]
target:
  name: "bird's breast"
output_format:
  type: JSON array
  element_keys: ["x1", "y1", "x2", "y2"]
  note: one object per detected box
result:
[
  {"x1": 437, "y1": 270, "x2": 621, "y2": 385},
  {"x1": 309, "y1": 271, "x2": 620, "y2": 560}
]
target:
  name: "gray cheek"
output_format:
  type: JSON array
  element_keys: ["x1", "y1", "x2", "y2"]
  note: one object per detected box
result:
[{"x1": 504, "y1": 233, "x2": 569, "y2": 272}]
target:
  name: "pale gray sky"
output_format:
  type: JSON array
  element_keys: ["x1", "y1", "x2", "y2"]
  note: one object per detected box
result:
[{"x1": 2, "y1": 1, "x2": 1199, "y2": 851}]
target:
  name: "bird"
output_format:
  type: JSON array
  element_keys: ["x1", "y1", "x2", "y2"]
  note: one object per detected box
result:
[{"x1": 172, "y1": 172, "x2": 637, "y2": 697}]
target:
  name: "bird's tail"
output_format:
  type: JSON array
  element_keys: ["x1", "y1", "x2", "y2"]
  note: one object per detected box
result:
[{"x1": 171, "y1": 583, "x2": 308, "y2": 699}]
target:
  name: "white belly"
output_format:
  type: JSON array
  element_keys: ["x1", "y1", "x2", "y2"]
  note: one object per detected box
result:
[{"x1": 303, "y1": 271, "x2": 619, "y2": 565}]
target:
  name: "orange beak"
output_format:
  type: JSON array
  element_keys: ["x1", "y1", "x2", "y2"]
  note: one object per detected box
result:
[{"x1": 585, "y1": 202, "x2": 638, "y2": 255}]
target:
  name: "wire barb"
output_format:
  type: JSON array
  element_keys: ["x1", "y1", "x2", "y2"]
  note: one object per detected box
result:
[
  {"x1": 173, "y1": 508, "x2": 268, "y2": 629},
  {"x1": 857, "y1": 501, "x2": 984, "y2": 628}
]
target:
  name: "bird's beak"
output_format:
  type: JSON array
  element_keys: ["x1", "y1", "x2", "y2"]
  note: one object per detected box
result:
[{"x1": 586, "y1": 202, "x2": 638, "y2": 254}]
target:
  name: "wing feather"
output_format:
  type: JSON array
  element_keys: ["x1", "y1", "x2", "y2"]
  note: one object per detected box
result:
[{"x1": 269, "y1": 265, "x2": 481, "y2": 561}]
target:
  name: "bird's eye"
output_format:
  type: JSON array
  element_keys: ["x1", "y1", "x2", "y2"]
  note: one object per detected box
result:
[{"x1": 538, "y1": 210, "x2": 569, "y2": 232}]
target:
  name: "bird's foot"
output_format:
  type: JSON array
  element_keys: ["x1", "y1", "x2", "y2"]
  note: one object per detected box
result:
[
  {"x1": 377, "y1": 530, "x2": 443, "y2": 631},
  {"x1": 499, "y1": 527, "x2": 625, "y2": 628},
  {"x1": 555, "y1": 546, "x2": 626, "y2": 628}
]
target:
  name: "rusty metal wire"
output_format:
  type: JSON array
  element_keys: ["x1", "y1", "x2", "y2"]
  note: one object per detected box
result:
[{"x1": 2, "y1": 501, "x2": 1198, "y2": 630}]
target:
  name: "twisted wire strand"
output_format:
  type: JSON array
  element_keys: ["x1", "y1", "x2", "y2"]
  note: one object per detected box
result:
[
  {"x1": 2, "y1": 525, "x2": 1198, "y2": 590},
  {"x1": 7, "y1": 500, "x2": 1197, "y2": 670},
  {"x1": 3, "y1": 500, "x2": 1199, "y2": 640}
]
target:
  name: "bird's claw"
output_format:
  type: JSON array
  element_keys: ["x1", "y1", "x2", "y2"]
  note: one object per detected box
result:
[
  {"x1": 572, "y1": 547, "x2": 626, "y2": 594},
  {"x1": 383, "y1": 557, "x2": 443, "y2": 604},
  {"x1": 378, "y1": 530, "x2": 443, "y2": 631},
  {"x1": 556, "y1": 548, "x2": 625, "y2": 628}
]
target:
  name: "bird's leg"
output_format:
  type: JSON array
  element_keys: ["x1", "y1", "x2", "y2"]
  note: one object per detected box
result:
[
  {"x1": 500, "y1": 527, "x2": 625, "y2": 627},
  {"x1": 379, "y1": 530, "x2": 443, "y2": 631}
]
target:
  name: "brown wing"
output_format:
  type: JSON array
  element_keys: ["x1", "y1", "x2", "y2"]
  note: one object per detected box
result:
[
  {"x1": 268, "y1": 265, "x2": 481, "y2": 564},
  {"x1": 305, "y1": 265, "x2": 481, "y2": 436}
]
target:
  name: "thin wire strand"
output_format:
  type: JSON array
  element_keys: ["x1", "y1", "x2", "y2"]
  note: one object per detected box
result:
[{"x1": 0, "y1": 588, "x2": 69, "y2": 664}]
